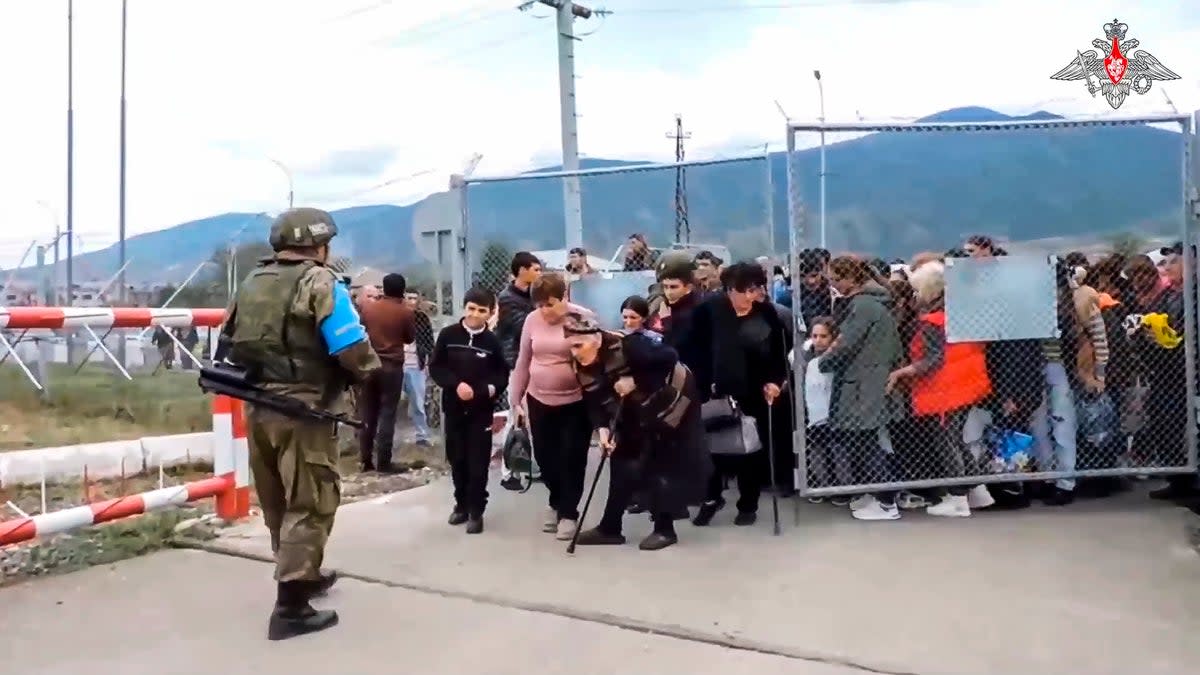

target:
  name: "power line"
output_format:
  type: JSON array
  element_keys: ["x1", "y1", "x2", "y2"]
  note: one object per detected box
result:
[
  {"x1": 314, "y1": 2, "x2": 515, "y2": 51},
  {"x1": 327, "y1": 0, "x2": 399, "y2": 22},
  {"x1": 417, "y1": 26, "x2": 541, "y2": 67},
  {"x1": 607, "y1": 0, "x2": 921, "y2": 13},
  {"x1": 378, "y1": 5, "x2": 518, "y2": 49}
]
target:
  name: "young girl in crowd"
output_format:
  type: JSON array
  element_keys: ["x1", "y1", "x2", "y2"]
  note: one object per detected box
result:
[{"x1": 803, "y1": 316, "x2": 852, "y2": 505}]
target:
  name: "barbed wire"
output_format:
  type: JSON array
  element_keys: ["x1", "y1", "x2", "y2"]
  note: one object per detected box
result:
[{"x1": 416, "y1": 25, "x2": 542, "y2": 68}]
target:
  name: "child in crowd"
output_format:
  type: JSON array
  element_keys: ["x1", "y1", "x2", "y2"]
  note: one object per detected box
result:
[
  {"x1": 803, "y1": 317, "x2": 851, "y2": 504},
  {"x1": 428, "y1": 287, "x2": 510, "y2": 534}
]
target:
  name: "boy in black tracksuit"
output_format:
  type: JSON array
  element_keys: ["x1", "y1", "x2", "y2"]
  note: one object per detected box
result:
[{"x1": 428, "y1": 287, "x2": 509, "y2": 534}]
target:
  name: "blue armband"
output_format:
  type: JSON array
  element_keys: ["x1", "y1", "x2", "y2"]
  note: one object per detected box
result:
[{"x1": 321, "y1": 281, "x2": 368, "y2": 355}]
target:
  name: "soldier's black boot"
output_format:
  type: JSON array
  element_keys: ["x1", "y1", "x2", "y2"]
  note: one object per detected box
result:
[
  {"x1": 267, "y1": 581, "x2": 339, "y2": 641},
  {"x1": 308, "y1": 570, "x2": 338, "y2": 597}
]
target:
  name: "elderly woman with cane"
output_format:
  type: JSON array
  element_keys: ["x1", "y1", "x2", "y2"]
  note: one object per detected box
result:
[{"x1": 562, "y1": 314, "x2": 709, "y2": 551}]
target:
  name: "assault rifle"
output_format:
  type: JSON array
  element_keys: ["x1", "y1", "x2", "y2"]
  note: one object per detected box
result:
[{"x1": 198, "y1": 361, "x2": 364, "y2": 429}]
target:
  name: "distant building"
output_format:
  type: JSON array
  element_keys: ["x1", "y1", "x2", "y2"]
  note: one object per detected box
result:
[{"x1": 1, "y1": 280, "x2": 39, "y2": 306}]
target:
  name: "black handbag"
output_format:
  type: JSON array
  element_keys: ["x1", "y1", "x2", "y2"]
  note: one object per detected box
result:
[
  {"x1": 700, "y1": 397, "x2": 762, "y2": 455},
  {"x1": 502, "y1": 426, "x2": 534, "y2": 480}
]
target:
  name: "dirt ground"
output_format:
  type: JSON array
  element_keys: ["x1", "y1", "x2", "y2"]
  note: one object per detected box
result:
[
  {"x1": 0, "y1": 440, "x2": 448, "y2": 586},
  {"x1": 0, "y1": 440, "x2": 447, "y2": 523}
]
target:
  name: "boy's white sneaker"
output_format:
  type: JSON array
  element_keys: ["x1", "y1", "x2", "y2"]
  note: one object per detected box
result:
[
  {"x1": 967, "y1": 485, "x2": 995, "y2": 509},
  {"x1": 849, "y1": 494, "x2": 876, "y2": 511},
  {"x1": 927, "y1": 494, "x2": 972, "y2": 518},
  {"x1": 852, "y1": 500, "x2": 900, "y2": 521}
]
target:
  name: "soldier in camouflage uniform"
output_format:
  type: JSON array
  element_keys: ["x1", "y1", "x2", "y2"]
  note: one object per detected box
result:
[{"x1": 220, "y1": 208, "x2": 381, "y2": 641}]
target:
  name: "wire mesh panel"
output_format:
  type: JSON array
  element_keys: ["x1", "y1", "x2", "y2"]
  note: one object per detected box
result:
[
  {"x1": 462, "y1": 156, "x2": 775, "y2": 298},
  {"x1": 785, "y1": 112, "x2": 1198, "y2": 508}
]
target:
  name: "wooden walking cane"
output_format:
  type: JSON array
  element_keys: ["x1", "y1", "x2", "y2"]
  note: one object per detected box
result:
[
  {"x1": 567, "y1": 406, "x2": 622, "y2": 555},
  {"x1": 767, "y1": 399, "x2": 781, "y2": 536}
]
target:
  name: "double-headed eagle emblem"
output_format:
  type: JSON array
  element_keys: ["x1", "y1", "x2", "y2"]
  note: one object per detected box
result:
[{"x1": 1050, "y1": 19, "x2": 1180, "y2": 110}]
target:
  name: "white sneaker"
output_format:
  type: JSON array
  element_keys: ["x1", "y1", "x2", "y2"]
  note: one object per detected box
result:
[
  {"x1": 555, "y1": 518, "x2": 578, "y2": 541},
  {"x1": 851, "y1": 500, "x2": 900, "y2": 521},
  {"x1": 926, "y1": 494, "x2": 972, "y2": 518},
  {"x1": 542, "y1": 507, "x2": 558, "y2": 533},
  {"x1": 849, "y1": 494, "x2": 875, "y2": 511},
  {"x1": 967, "y1": 485, "x2": 995, "y2": 509}
]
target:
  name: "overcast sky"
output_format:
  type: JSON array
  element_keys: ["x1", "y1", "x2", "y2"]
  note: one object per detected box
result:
[{"x1": 1, "y1": 0, "x2": 1197, "y2": 267}]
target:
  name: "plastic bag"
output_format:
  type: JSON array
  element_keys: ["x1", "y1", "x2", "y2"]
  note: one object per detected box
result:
[
  {"x1": 984, "y1": 427, "x2": 1036, "y2": 473},
  {"x1": 1076, "y1": 391, "x2": 1118, "y2": 448}
]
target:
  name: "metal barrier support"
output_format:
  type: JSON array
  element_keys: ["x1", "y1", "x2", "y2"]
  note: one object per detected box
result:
[{"x1": 211, "y1": 394, "x2": 252, "y2": 521}]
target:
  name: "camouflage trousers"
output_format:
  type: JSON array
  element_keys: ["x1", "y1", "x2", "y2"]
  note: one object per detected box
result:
[{"x1": 245, "y1": 405, "x2": 341, "y2": 583}]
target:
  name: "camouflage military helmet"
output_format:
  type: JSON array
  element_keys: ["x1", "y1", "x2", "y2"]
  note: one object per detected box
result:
[
  {"x1": 268, "y1": 208, "x2": 339, "y2": 251},
  {"x1": 655, "y1": 250, "x2": 696, "y2": 282}
]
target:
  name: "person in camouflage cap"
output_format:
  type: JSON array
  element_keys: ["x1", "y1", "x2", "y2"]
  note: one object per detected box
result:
[
  {"x1": 647, "y1": 250, "x2": 696, "y2": 317},
  {"x1": 219, "y1": 207, "x2": 381, "y2": 641}
]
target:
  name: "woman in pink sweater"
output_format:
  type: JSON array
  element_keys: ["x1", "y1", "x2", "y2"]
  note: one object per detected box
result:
[{"x1": 510, "y1": 273, "x2": 596, "y2": 541}]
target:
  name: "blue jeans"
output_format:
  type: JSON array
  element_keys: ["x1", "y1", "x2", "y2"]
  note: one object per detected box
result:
[
  {"x1": 403, "y1": 366, "x2": 431, "y2": 442},
  {"x1": 1031, "y1": 361, "x2": 1078, "y2": 491}
]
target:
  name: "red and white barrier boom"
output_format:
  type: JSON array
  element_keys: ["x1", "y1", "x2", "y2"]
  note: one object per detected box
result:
[
  {"x1": 0, "y1": 306, "x2": 226, "y2": 330},
  {"x1": 0, "y1": 394, "x2": 252, "y2": 546},
  {"x1": 0, "y1": 306, "x2": 251, "y2": 545},
  {"x1": 0, "y1": 306, "x2": 226, "y2": 390}
]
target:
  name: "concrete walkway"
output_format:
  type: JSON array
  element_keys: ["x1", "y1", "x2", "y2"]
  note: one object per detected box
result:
[
  {"x1": 3, "y1": 453, "x2": 1199, "y2": 674},
  {"x1": 0, "y1": 550, "x2": 859, "y2": 675}
]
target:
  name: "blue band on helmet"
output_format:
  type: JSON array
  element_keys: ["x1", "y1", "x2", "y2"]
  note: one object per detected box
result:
[{"x1": 321, "y1": 281, "x2": 368, "y2": 356}]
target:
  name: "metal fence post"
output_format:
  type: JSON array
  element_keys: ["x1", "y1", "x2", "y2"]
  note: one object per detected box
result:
[
  {"x1": 1186, "y1": 110, "x2": 1200, "y2": 472},
  {"x1": 786, "y1": 125, "x2": 810, "y2": 497}
]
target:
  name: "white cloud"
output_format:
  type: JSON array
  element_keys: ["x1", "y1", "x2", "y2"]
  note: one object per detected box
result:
[{"x1": 1, "y1": 0, "x2": 1196, "y2": 268}]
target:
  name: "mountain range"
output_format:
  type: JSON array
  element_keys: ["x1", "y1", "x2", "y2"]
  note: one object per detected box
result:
[{"x1": 10, "y1": 106, "x2": 1185, "y2": 286}]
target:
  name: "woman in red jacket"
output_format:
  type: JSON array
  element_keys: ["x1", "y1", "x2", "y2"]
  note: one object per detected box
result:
[{"x1": 885, "y1": 261, "x2": 992, "y2": 517}]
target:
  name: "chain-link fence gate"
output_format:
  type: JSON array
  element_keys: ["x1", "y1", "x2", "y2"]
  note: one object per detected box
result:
[
  {"x1": 785, "y1": 111, "x2": 1199, "y2": 505},
  {"x1": 446, "y1": 155, "x2": 778, "y2": 424}
]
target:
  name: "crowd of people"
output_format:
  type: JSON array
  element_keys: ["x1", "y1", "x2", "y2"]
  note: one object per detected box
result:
[
  {"x1": 213, "y1": 208, "x2": 1199, "y2": 641},
  {"x1": 353, "y1": 230, "x2": 1200, "y2": 550},
  {"x1": 789, "y1": 237, "x2": 1196, "y2": 518}
]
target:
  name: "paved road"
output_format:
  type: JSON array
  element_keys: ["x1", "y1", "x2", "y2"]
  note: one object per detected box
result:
[
  {"x1": 3, "y1": 454, "x2": 1200, "y2": 674},
  {"x1": 0, "y1": 550, "x2": 864, "y2": 675}
]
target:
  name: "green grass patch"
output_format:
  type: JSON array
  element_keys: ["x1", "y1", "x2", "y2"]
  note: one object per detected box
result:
[{"x1": 0, "y1": 363, "x2": 210, "y2": 451}]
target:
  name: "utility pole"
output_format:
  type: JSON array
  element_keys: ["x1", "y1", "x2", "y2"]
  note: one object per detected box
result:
[
  {"x1": 666, "y1": 114, "x2": 691, "y2": 243},
  {"x1": 35, "y1": 230, "x2": 67, "y2": 306},
  {"x1": 764, "y1": 143, "x2": 775, "y2": 256},
  {"x1": 268, "y1": 157, "x2": 294, "y2": 209},
  {"x1": 66, "y1": 0, "x2": 76, "y2": 365},
  {"x1": 813, "y1": 69, "x2": 827, "y2": 249},
  {"x1": 524, "y1": 0, "x2": 596, "y2": 250},
  {"x1": 117, "y1": 0, "x2": 128, "y2": 369},
  {"x1": 66, "y1": 0, "x2": 75, "y2": 309},
  {"x1": 35, "y1": 201, "x2": 62, "y2": 303}
]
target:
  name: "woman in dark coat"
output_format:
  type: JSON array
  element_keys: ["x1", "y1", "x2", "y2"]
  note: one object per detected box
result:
[
  {"x1": 563, "y1": 314, "x2": 709, "y2": 551},
  {"x1": 684, "y1": 262, "x2": 791, "y2": 527}
]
